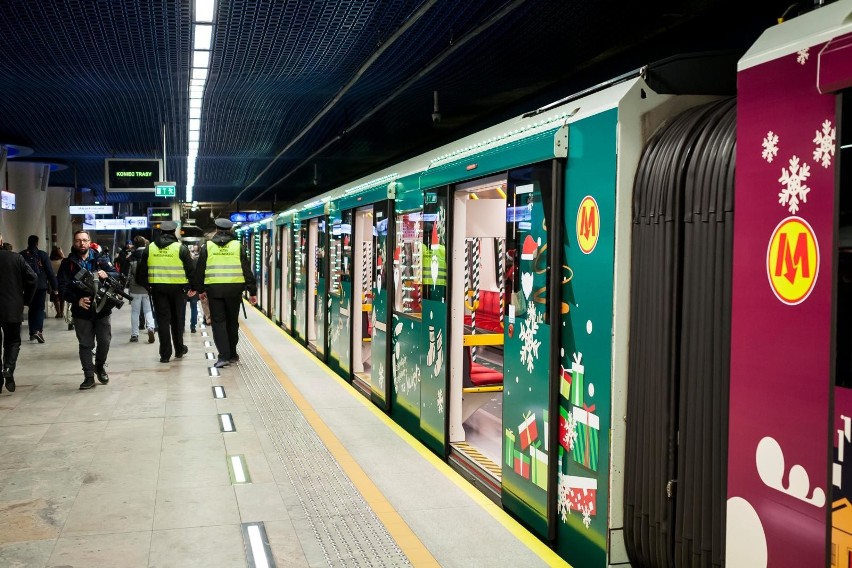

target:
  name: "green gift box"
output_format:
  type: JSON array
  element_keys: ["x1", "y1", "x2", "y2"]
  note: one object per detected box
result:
[
  {"x1": 570, "y1": 353, "x2": 585, "y2": 407},
  {"x1": 530, "y1": 443, "x2": 548, "y2": 490},
  {"x1": 559, "y1": 365, "x2": 572, "y2": 400},
  {"x1": 571, "y1": 406, "x2": 600, "y2": 472},
  {"x1": 504, "y1": 429, "x2": 516, "y2": 468}
]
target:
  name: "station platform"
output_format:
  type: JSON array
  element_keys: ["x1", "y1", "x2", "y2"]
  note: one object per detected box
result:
[{"x1": 0, "y1": 303, "x2": 565, "y2": 567}]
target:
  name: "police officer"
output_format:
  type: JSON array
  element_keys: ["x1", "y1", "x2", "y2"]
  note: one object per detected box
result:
[
  {"x1": 136, "y1": 221, "x2": 195, "y2": 363},
  {"x1": 193, "y1": 218, "x2": 256, "y2": 368}
]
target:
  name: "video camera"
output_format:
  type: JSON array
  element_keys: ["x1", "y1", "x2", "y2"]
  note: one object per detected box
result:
[{"x1": 73, "y1": 267, "x2": 133, "y2": 313}]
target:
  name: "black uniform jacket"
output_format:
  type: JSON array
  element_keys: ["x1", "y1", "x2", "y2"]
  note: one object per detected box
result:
[
  {"x1": 0, "y1": 250, "x2": 37, "y2": 323},
  {"x1": 57, "y1": 249, "x2": 120, "y2": 320},
  {"x1": 135, "y1": 233, "x2": 195, "y2": 290},
  {"x1": 192, "y1": 232, "x2": 257, "y2": 298}
]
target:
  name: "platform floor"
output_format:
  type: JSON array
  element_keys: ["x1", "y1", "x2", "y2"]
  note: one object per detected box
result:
[{"x1": 0, "y1": 304, "x2": 565, "y2": 567}]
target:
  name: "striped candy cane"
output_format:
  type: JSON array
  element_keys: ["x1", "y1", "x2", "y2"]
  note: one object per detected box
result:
[
  {"x1": 498, "y1": 238, "x2": 505, "y2": 330},
  {"x1": 362, "y1": 241, "x2": 370, "y2": 302},
  {"x1": 471, "y1": 238, "x2": 481, "y2": 361}
]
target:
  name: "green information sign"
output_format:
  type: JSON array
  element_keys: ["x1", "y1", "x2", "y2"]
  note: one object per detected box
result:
[{"x1": 155, "y1": 182, "x2": 176, "y2": 198}]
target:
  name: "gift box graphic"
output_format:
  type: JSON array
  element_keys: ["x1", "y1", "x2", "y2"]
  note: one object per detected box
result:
[
  {"x1": 559, "y1": 364, "x2": 572, "y2": 400},
  {"x1": 504, "y1": 429, "x2": 516, "y2": 468},
  {"x1": 530, "y1": 443, "x2": 548, "y2": 490},
  {"x1": 559, "y1": 406, "x2": 572, "y2": 452},
  {"x1": 543, "y1": 409, "x2": 549, "y2": 449},
  {"x1": 513, "y1": 449, "x2": 531, "y2": 479},
  {"x1": 571, "y1": 405, "x2": 600, "y2": 471},
  {"x1": 565, "y1": 475, "x2": 598, "y2": 515},
  {"x1": 518, "y1": 411, "x2": 538, "y2": 451},
  {"x1": 570, "y1": 352, "x2": 585, "y2": 407}
]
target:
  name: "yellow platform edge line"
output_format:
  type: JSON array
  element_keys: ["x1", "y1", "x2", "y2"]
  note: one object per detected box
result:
[
  {"x1": 243, "y1": 302, "x2": 569, "y2": 567},
  {"x1": 242, "y1": 323, "x2": 440, "y2": 568}
]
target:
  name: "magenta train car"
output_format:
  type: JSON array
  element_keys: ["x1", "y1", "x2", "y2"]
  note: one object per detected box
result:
[{"x1": 727, "y1": 2, "x2": 852, "y2": 567}]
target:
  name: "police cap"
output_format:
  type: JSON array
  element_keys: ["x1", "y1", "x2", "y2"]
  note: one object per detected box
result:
[
  {"x1": 214, "y1": 218, "x2": 233, "y2": 230},
  {"x1": 160, "y1": 221, "x2": 177, "y2": 232}
]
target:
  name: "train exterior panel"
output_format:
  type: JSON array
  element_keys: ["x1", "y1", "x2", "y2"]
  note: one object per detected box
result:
[{"x1": 238, "y1": 3, "x2": 852, "y2": 564}]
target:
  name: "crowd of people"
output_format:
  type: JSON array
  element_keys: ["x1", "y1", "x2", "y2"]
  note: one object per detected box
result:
[{"x1": 0, "y1": 219, "x2": 257, "y2": 393}]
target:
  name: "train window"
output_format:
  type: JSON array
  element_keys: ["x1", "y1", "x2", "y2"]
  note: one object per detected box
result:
[
  {"x1": 422, "y1": 188, "x2": 448, "y2": 303},
  {"x1": 393, "y1": 210, "x2": 423, "y2": 316},
  {"x1": 838, "y1": 89, "x2": 851, "y2": 388}
]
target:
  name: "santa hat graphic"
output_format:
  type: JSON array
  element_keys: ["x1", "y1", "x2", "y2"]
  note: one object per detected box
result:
[
  {"x1": 431, "y1": 223, "x2": 440, "y2": 250},
  {"x1": 521, "y1": 235, "x2": 536, "y2": 261}
]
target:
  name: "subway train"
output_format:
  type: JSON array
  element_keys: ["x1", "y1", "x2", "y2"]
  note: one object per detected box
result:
[{"x1": 236, "y1": 4, "x2": 851, "y2": 567}]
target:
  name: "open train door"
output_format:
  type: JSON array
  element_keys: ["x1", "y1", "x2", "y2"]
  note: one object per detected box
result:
[
  {"x1": 327, "y1": 206, "x2": 353, "y2": 379},
  {"x1": 277, "y1": 218, "x2": 292, "y2": 331},
  {"x1": 500, "y1": 162, "x2": 562, "y2": 539}
]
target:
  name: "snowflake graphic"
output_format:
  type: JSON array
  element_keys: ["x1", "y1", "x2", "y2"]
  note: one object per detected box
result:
[
  {"x1": 582, "y1": 504, "x2": 593, "y2": 529},
  {"x1": 519, "y1": 300, "x2": 541, "y2": 373},
  {"x1": 376, "y1": 362, "x2": 385, "y2": 391},
  {"x1": 436, "y1": 388, "x2": 444, "y2": 414},
  {"x1": 761, "y1": 131, "x2": 779, "y2": 163},
  {"x1": 813, "y1": 119, "x2": 836, "y2": 168},
  {"x1": 797, "y1": 48, "x2": 809, "y2": 65},
  {"x1": 557, "y1": 472, "x2": 571, "y2": 523},
  {"x1": 778, "y1": 155, "x2": 811, "y2": 214},
  {"x1": 563, "y1": 410, "x2": 578, "y2": 451}
]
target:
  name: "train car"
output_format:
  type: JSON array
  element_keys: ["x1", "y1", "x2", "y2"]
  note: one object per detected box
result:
[{"x1": 236, "y1": 2, "x2": 852, "y2": 565}]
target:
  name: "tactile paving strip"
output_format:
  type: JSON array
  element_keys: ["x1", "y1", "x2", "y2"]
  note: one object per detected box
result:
[{"x1": 234, "y1": 331, "x2": 411, "y2": 567}]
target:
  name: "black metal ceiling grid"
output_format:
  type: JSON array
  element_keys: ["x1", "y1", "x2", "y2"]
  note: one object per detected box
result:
[{"x1": 0, "y1": 0, "x2": 794, "y2": 207}]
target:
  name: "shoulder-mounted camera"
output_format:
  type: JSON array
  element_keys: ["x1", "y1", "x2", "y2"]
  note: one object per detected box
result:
[{"x1": 73, "y1": 267, "x2": 132, "y2": 312}]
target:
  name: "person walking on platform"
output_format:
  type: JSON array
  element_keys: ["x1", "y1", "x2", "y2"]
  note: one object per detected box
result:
[
  {"x1": 136, "y1": 221, "x2": 195, "y2": 363},
  {"x1": 193, "y1": 218, "x2": 257, "y2": 368},
  {"x1": 125, "y1": 236, "x2": 155, "y2": 343},
  {"x1": 20, "y1": 235, "x2": 59, "y2": 343},
  {"x1": 0, "y1": 233, "x2": 37, "y2": 393},
  {"x1": 49, "y1": 246, "x2": 66, "y2": 318},
  {"x1": 57, "y1": 231, "x2": 119, "y2": 390}
]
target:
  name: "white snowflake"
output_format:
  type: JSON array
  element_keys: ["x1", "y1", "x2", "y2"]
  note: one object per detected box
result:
[
  {"x1": 582, "y1": 504, "x2": 593, "y2": 529},
  {"x1": 436, "y1": 388, "x2": 444, "y2": 414},
  {"x1": 563, "y1": 410, "x2": 578, "y2": 451},
  {"x1": 518, "y1": 300, "x2": 541, "y2": 373},
  {"x1": 778, "y1": 155, "x2": 811, "y2": 214},
  {"x1": 797, "y1": 48, "x2": 809, "y2": 65},
  {"x1": 376, "y1": 362, "x2": 385, "y2": 391},
  {"x1": 557, "y1": 472, "x2": 571, "y2": 523},
  {"x1": 761, "y1": 131, "x2": 779, "y2": 163},
  {"x1": 813, "y1": 119, "x2": 836, "y2": 168}
]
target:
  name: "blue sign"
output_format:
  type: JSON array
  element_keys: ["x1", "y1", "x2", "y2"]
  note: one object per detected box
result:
[{"x1": 230, "y1": 211, "x2": 272, "y2": 223}]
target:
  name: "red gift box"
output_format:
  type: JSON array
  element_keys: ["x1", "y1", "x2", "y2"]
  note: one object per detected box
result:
[
  {"x1": 518, "y1": 412, "x2": 538, "y2": 451},
  {"x1": 565, "y1": 475, "x2": 597, "y2": 515}
]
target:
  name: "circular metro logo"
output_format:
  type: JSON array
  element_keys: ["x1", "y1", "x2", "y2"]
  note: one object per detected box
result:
[
  {"x1": 576, "y1": 196, "x2": 600, "y2": 254},
  {"x1": 766, "y1": 216, "x2": 819, "y2": 305}
]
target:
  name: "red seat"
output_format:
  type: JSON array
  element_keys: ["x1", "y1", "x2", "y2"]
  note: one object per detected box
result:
[
  {"x1": 470, "y1": 361, "x2": 503, "y2": 386},
  {"x1": 463, "y1": 290, "x2": 503, "y2": 333}
]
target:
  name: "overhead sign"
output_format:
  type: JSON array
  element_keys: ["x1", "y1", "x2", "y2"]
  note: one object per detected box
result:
[
  {"x1": 230, "y1": 211, "x2": 272, "y2": 223},
  {"x1": 95, "y1": 218, "x2": 130, "y2": 230},
  {"x1": 105, "y1": 159, "x2": 162, "y2": 192},
  {"x1": 70, "y1": 205, "x2": 114, "y2": 214},
  {"x1": 147, "y1": 207, "x2": 172, "y2": 221},
  {"x1": 126, "y1": 216, "x2": 149, "y2": 229},
  {"x1": 155, "y1": 182, "x2": 176, "y2": 198}
]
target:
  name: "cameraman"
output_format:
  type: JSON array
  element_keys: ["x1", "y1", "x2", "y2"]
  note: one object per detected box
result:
[{"x1": 57, "y1": 230, "x2": 120, "y2": 390}]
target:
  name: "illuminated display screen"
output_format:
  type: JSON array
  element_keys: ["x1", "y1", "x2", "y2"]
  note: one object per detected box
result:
[
  {"x1": 1, "y1": 190, "x2": 15, "y2": 210},
  {"x1": 105, "y1": 159, "x2": 162, "y2": 192}
]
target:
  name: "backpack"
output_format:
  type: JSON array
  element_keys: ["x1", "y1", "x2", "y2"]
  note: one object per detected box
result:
[{"x1": 21, "y1": 249, "x2": 44, "y2": 277}]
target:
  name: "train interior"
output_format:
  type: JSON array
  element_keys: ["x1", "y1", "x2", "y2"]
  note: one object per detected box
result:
[
  {"x1": 352, "y1": 206, "x2": 374, "y2": 393},
  {"x1": 278, "y1": 224, "x2": 291, "y2": 329},
  {"x1": 307, "y1": 217, "x2": 326, "y2": 356},
  {"x1": 449, "y1": 174, "x2": 508, "y2": 478}
]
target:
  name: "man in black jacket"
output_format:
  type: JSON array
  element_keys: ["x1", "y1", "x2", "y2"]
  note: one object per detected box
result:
[
  {"x1": 193, "y1": 218, "x2": 257, "y2": 368},
  {"x1": 57, "y1": 230, "x2": 120, "y2": 390},
  {"x1": 0, "y1": 233, "x2": 37, "y2": 393},
  {"x1": 20, "y1": 234, "x2": 59, "y2": 343},
  {"x1": 136, "y1": 221, "x2": 195, "y2": 363}
]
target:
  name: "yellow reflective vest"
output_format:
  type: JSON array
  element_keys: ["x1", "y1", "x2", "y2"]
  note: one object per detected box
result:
[
  {"x1": 205, "y1": 240, "x2": 244, "y2": 284},
  {"x1": 148, "y1": 242, "x2": 188, "y2": 284}
]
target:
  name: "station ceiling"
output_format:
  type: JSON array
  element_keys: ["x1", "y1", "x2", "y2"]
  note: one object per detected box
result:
[{"x1": 0, "y1": 0, "x2": 793, "y2": 211}]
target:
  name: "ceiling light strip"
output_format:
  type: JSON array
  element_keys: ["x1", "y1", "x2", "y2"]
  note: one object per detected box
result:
[{"x1": 186, "y1": 0, "x2": 217, "y2": 203}]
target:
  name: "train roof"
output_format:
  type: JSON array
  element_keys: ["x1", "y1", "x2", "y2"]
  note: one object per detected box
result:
[{"x1": 739, "y1": 0, "x2": 852, "y2": 71}]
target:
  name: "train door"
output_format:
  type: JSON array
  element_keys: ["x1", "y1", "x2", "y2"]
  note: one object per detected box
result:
[
  {"x1": 306, "y1": 217, "x2": 327, "y2": 358},
  {"x1": 259, "y1": 228, "x2": 271, "y2": 314},
  {"x1": 328, "y1": 210, "x2": 353, "y2": 378},
  {"x1": 447, "y1": 175, "x2": 507, "y2": 495},
  {"x1": 279, "y1": 224, "x2": 292, "y2": 331},
  {"x1": 293, "y1": 221, "x2": 308, "y2": 344},
  {"x1": 352, "y1": 206, "x2": 375, "y2": 394},
  {"x1": 371, "y1": 203, "x2": 391, "y2": 407},
  {"x1": 501, "y1": 164, "x2": 558, "y2": 539},
  {"x1": 418, "y1": 188, "x2": 450, "y2": 456},
  {"x1": 264, "y1": 227, "x2": 273, "y2": 314}
]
